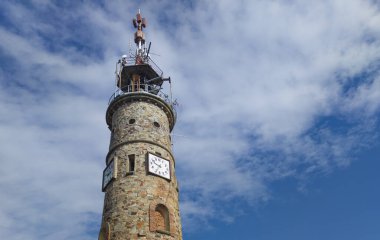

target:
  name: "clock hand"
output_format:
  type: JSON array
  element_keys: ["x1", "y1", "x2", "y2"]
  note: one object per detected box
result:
[{"x1": 153, "y1": 160, "x2": 161, "y2": 168}]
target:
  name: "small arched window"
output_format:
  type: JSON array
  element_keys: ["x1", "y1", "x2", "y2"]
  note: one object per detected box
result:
[{"x1": 153, "y1": 204, "x2": 170, "y2": 233}]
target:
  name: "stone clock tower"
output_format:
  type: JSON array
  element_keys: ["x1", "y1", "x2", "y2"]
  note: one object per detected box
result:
[{"x1": 98, "y1": 11, "x2": 182, "y2": 240}]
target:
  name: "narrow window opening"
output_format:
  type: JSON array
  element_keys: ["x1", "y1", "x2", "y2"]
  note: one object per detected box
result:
[
  {"x1": 128, "y1": 154, "x2": 135, "y2": 174},
  {"x1": 155, "y1": 152, "x2": 162, "y2": 156},
  {"x1": 129, "y1": 119, "x2": 136, "y2": 124},
  {"x1": 153, "y1": 121, "x2": 160, "y2": 128}
]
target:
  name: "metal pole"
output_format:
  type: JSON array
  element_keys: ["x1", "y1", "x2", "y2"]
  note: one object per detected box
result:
[{"x1": 169, "y1": 77, "x2": 173, "y2": 104}]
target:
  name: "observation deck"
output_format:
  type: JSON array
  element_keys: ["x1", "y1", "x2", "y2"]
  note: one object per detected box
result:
[{"x1": 117, "y1": 56, "x2": 164, "y2": 89}]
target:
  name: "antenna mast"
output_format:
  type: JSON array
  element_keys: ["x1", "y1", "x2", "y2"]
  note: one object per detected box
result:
[{"x1": 133, "y1": 9, "x2": 148, "y2": 64}]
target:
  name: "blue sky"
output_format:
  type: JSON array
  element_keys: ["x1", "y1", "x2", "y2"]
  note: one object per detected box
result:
[{"x1": 0, "y1": 1, "x2": 379, "y2": 239}]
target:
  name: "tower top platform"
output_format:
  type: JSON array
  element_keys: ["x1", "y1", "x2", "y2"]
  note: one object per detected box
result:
[{"x1": 109, "y1": 10, "x2": 174, "y2": 108}]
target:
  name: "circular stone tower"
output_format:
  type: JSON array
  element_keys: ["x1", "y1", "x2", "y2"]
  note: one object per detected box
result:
[{"x1": 98, "y1": 11, "x2": 182, "y2": 240}]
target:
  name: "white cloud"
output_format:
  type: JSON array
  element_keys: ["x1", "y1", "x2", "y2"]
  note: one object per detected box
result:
[
  {"x1": 162, "y1": 0, "x2": 380, "y2": 227},
  {"x1": 344, "y1": 76, "x2": 380, "y2": 114}
]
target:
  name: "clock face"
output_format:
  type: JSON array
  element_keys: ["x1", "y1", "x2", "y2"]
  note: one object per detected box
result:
[
  {"x1": 148, "y1": 153, "x2": 171, "y2": 180},
  {"x1": 102, "y1": 159, "x2": 116, "y2": 191}
]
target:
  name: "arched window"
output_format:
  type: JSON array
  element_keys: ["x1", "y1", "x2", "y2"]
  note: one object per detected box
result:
[{"x1": 153, "y1": 204, "x2": 170, "y2": 233}]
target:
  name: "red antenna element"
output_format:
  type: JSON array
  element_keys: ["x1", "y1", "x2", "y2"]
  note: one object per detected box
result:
[
  {"x1": 133, "y1": 10, "x2": 147, "y2": 46},
  {"x1": 132, "y1": 10, "x2": 149, "y2": 65}
]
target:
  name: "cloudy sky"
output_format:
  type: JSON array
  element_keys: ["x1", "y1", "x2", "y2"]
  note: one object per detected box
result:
[{"x1": 0, "y1": 0, "x2": 380, "y2": 239}]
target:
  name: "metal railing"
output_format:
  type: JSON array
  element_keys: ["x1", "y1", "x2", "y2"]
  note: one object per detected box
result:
[
  {"x1": 108, "y1": 84, "x2": 177, "y2": 121},
  {"x1": 109, "y1": 84, "x2": 173, "y2": 106},
  {"x1": 111, "y1": 55, "x2": 176, "y2": 119},
  {"x1": 146, "y1": 57, "x2": 163, "y2": 77},
  {"x1": 121, "y1": 55, "x2": 163, "y2": 77}
]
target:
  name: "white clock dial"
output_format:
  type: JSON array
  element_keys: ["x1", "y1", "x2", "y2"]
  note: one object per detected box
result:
[
  {"x1": 148, "y1": 153, "x2": 171, "y2": 180},
  {"x1": 102, "y1": 159, "x2": 117, "y2": 191}
]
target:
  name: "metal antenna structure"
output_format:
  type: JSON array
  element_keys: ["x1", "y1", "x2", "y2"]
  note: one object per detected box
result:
[{"x1": 109, "y1": 10, "x2": 175, "y2": 111}]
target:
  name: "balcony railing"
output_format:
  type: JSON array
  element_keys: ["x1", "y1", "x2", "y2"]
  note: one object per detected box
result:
[
  {"x1": 108, "y1": 84, "x2": 177, "y2": 121},
  {"x1": 109, "y1": 84, "x2": 175, "y2": 107},
  {"x1": 121, "y1": 55, "x2": 163, "y2": 77}
]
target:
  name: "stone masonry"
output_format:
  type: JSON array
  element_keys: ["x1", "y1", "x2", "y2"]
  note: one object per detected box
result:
[{"x1": 99, "y1": 92, "x2": 182, "y2": 240}]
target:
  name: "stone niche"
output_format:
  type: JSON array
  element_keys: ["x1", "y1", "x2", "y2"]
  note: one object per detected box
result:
[{"x1": 149, "y1": 202, "x2": 173, "y2": 236}]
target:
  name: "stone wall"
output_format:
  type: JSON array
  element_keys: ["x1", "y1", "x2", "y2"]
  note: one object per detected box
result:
[{"x1": 100, "y1": 95, "x2": 182, "y2": 240}]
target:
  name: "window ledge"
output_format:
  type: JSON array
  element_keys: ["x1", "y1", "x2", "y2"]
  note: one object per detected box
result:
[{"x1": 156, "y1": 229, "x2": 171, "y2": 236}]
